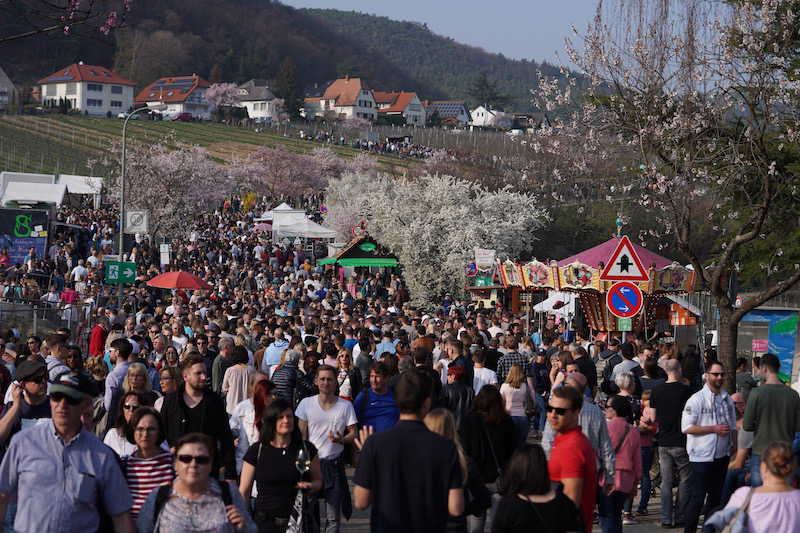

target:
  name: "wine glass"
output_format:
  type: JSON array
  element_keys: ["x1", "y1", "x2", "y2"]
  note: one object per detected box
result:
[{"x1": 296, "y1": 446, "x2": 311, "y2": 475}]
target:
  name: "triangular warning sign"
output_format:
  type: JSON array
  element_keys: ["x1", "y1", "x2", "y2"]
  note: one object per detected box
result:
[{"x1": 599, "y1": 236, "x2": 650, "y2": 282}]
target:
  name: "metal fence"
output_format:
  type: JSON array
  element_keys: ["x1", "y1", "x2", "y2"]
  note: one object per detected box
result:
[{"x1": 0, "y1": 300, "x2": 95, "y2": 352}]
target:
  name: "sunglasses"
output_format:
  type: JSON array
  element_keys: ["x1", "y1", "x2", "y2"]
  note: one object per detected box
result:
[
  {"x1": 545, "y1": 405, "x2": 574, "y2": 416},
  {"x1": 51, "y1": 392, "x2": 82, "y2": 406},
  {"x1": 123, "y1": 404, "x2": 141, "y2": 410},
  {"x1": 177, "y1": 454, "x2": 211, "y2": 465},
  {"x1": 708, "y1": 372, "x2": 725, "y2": 377}
]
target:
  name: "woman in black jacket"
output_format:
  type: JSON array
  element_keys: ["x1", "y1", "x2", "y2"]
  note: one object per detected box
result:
[{"x1": 458, "y1": 385, "x2": 516, "y2": 533}]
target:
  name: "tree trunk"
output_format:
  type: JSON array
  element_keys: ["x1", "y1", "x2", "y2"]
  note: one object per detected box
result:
[{"x1": 716, "y1": 307, "x2": 740, "y2": 394}]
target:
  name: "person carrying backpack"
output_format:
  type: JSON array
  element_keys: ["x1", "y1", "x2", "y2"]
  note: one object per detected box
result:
[{"x1": 136, "y1": 432, "x2": 256, "y2": 532}]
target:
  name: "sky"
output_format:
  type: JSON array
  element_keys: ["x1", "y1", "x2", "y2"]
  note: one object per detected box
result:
[{"x1": 282, "y1": 1, "x2": 598, "y2": 64}]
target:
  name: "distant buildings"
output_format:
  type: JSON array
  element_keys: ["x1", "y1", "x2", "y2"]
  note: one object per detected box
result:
[
  {"x1": 135, "y1": 74, "x2": 212, "y2": 120},
  {"x1": 236, "y1": 79, "x2": 283, "y2": 123},
  {"x1": 304, "y1": 77, "x2": 377, "y2": 121},
  {"x1": 373, "y1": 91, "x2": 425, "y2": 126},
  {"x1": 423, "y1": 100, "x2": 472, "y2": 127},
  {"x1": 38, "y1": 62, "x2": 135, "y2": 116},
  {"x1": 0, "y1": 66, "x2": 18, "y2": 110},
  {"x1": 470, "y1": 105, "x2": 512, "y2": 129}
]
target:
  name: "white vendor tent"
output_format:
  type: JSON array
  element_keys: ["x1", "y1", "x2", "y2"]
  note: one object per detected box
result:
[
  {"x1": 1, "y1": 181, "x2": 67, "y2": 207},
  {"x1": 58, "y1": 174, "x2": 104, "y2": 208},
  {"x1": 0, "y1": 171, "x2": 55, "y2": 196},
  {"x1": 533, "y1": 291, "x2": 577, "y2": 318},
  {"x1": 255, "y1": 202, "x2": 295, "y2": 222},
  {"x1": 276, "y1": 218, "x2": 337, "y2": 239},
  {"x1": 58, "y1": 174, "x2": 103, "y2": 195}
]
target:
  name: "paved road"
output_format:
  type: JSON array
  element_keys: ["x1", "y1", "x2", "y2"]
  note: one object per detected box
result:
[{"x1": 342, "y1": 467, "x2": 678, "y2": 532}]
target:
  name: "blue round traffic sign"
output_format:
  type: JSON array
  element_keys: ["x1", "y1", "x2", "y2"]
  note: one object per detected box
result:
[{"x1": 606, "y1": 281, "x2": 644, "y2": 319}]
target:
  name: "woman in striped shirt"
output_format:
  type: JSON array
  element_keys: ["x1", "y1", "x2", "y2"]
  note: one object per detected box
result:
[{"x1": 123, "y1": 406, "x2": 174, "y2": 518}]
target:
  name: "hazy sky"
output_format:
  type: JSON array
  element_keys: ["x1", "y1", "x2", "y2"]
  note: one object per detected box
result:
[{"x1": 282, "y1": 1, "x2": 598, "y2": 64}]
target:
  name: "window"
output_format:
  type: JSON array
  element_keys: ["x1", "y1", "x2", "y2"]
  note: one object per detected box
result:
[
  {"x1": 111, "y1": 86, "x2": 123, "y2": 94},
  {"x1": 87, "y1": 83, "x2": 103, "y2": 92},
  {"x1": 45, "y1": 85, "x2": 56, "y2": 97},
  {"x1": 87, "y1": 99, "x2": 102, "y2": 107},
  {"x1": 111, "y1": 101, "x2": 122, "y2": 107},
  {"x1": 66, "y1": 83, "x2": 76, "y2": 95}
]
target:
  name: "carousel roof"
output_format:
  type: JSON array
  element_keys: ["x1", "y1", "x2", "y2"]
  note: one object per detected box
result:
[{"x1": 557, "y1": 237, "x2": 675, "y2": 269}]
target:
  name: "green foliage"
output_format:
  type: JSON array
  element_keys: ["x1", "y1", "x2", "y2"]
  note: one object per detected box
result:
[
  {"x1": 470, "y1": 72, "x2": 508, "y2": 109},
  {"x1": 273, "y1": 58, "x2": 302, "y2": 119}
]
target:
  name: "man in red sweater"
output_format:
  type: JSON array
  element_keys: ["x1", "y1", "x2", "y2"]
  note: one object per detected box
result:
[
  {"x1": 88, "y1": 317, "x2": 109, "y2": 357},
  {"x1": 547, "y1": 385, "x2": 598, "y2": 533}
]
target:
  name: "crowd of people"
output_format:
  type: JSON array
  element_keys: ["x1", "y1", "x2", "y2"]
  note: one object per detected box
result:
[{"x1": 0, "y1": 200, "x2": 798, "y2": 533}]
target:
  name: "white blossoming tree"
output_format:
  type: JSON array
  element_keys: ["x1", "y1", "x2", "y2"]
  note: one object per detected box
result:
[
  {"x1": 533, "y1": 0, "x2": 800, "y2": 388},
  {"x1": 326, "y1": 172, "x2": 548, "y2": 307}
]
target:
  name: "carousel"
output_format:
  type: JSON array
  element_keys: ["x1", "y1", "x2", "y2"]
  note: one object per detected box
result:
[{"x1": 467, "y1": 226, "x2": 700, "y2": 336}]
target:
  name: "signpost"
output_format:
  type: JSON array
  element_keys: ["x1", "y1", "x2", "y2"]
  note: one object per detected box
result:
[
  {"x1": 606, "y1": 281, "x2": 644, "y2": 319},
  {"x1": 104, "y1": 261, "x2": 136, "y2": 284},
  {"x1": 600, "y1": 235, "x2": 650, "y2": 282},
  {"x1": 125, "y1": 209, "x2": 149, "y2": 234},
  {"x1": 751, "y1": 339, "x2": 769, "y2": 352},
  {"x1": 617, "y1": 317, "x2": 633, "y2": 331}
]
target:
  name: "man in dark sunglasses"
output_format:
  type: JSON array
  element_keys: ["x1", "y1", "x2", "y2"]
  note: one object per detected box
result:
[
  {"x1": 0, "y1": 372, "x2": 135, "y2": 532},
  {"x1": 546, "y1": 385, "x2": 598, "y2": 533},
  {"x1": 0, "y1": 360, "x2": 51, "y2": 446}
]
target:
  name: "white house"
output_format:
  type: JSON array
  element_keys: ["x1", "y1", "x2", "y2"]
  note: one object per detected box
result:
[
  {"x1": 38, "y1": 62, "x2": 135, "y2": 116},
  {"x1": 135, "y1": 74, "x2": 212, "y2": 120},
  {"x1": 470, "y1": 105, "x2": 512, "y2": 129},
  {"x1": 373, "y1": 91, "x2": 426, "y2": 126},
  {"x1": 236, "y1": 79, "x2": 283, "y2": 123},
  {"x1": 0, "y1": 65, "x2": 18, "y2": 110},
  {"x1": 423, "y1": 100, "x2": 472, "y2": 127},
  {"x1": 303, "y1": 77, "x2": 377, "y2": 121}
]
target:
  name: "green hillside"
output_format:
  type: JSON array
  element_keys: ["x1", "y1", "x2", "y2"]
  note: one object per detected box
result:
[
  {"x1": 1, "y1": 3, "x2": 566, "y2": 112},
  {"x1": 302, "y1": 9, "x2": 565, "y2": 111},
  {"x1": 0, "y1": 115, "x2": 409, "y2": 176}
]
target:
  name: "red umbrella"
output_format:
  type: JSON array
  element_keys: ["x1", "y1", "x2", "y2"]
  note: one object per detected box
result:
[{"x1": 146, "y1": 271, "x2": 212, "y2": 290}]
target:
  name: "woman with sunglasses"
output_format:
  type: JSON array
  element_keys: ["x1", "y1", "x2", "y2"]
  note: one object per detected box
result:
[
  {"x1": 239, "y1": 398, "x2": 321, "y2": 533},
  {"x1": 335, "y1": 349, "x2": 361, "y2": 402},
  {"x1": 122, "y1": 407, "x2": 173, "y2": 520},
  {"x1": 103, "y1": 391, "x2": 146, "y2": 457},
  {"x1": 137, "y1": 432, "x2": 256, "y2": 533}
]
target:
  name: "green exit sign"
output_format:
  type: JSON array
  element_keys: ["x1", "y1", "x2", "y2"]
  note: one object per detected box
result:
[
  {"x1": 104, "y1": 261, "x2": 137, "y2": 284},
  {"x1": 617, "y1": 317, "x2": 632, "y2": 331}
]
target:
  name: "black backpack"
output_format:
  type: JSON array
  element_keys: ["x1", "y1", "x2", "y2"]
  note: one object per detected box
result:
[{"x1": 153, "y1": 480, "x2": 233, "y2": 531}]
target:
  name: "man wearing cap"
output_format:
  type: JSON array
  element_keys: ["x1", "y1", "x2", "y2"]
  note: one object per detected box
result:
[
  {"x1": 0, "y1": 360, "x2": 51, "y2": 448},
  {"x1": 0, "y1": 372, "x2": 134, "y2": 533}
]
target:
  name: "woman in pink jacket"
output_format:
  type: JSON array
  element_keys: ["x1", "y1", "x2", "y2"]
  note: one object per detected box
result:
[{"x1": 599, "y1": 395, "x2": 642, "y2": 533}]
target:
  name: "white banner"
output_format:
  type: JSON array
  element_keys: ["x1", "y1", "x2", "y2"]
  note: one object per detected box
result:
[{"x1": 474, "y1": 248, "x2": 495, "y2": 271}]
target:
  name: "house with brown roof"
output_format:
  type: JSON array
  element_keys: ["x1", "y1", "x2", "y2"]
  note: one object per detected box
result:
[
  {"x1": 373, "y1": 91, "x2": 425, "y2": 126},
  {"x1": 135, "y1": 74, "x2": 212, "y2": 120},
  {"x1": 303, "y1": 76, "x2": 377, "y2": 121},
  {"x1": 0, "y1": 65, "x2": 18, "y2": 110},
  {"x1": 38, "y1": 62, "x2": 135, "y2": 116},
  {"x1": 236, "y1": 79, "x2": 283, "y2": 124}
]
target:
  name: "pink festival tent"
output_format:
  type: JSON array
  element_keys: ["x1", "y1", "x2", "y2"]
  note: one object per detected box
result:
[{"x1": 557, "y1": 237, "x2": 675, "y2": 269}]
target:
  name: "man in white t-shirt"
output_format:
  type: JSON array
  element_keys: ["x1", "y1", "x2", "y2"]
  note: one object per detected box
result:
[
  {"x1": 296, "y1": 365, "x2": 357, "y2": 533},
  {"x1": 472, "y1": 350, "x2": 498, "y2": 395}
]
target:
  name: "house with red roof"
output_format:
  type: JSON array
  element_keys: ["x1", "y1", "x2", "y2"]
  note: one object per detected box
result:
[
  {"x1": 373, "y1": 91, "x2": 425, "y2": 126},
  {"x1": 135, "y1": 74, "x2": 212, "y2": 120},
  {"x1": 303, "y1": 76, "x2": 377, "y2": 121},
  {"x1": 38, "y1": 62, "x2": 135, "y2": 116}
]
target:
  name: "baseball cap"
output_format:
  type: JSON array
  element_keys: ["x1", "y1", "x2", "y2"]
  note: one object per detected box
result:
[
  {"x1": 50, "y1": 372, "x2": 95, "y2": 401},
  {"x1": 15, "y1": 359, "x2": 46, "y2": 382}
]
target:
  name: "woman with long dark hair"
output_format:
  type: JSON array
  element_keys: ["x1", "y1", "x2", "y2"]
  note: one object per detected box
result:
[
  {"x1": 239, "y1": 398, "x2": 322, "y2": 533},
  {"x1": 229, "y1": 376, "x2": 273, "y2": 475},
  {"x1": 492, "y1": 444, "x2": 583, "y2": 532},
  {"x1": 104, "y1": 391, "x2": 147, "y2": 457},
  {"x1": 458, "y1": 385, "x2": 515, "y2": 532}
]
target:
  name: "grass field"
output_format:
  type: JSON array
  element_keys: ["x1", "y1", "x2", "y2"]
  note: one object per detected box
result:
[{"x1": 0, "y1": 114, "x2": 412, "y2": 176}]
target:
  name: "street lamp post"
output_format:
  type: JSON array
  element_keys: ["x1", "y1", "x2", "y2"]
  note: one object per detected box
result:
[{"x1": 117, "y1": 104, "x2": 165, "y2": 309}]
